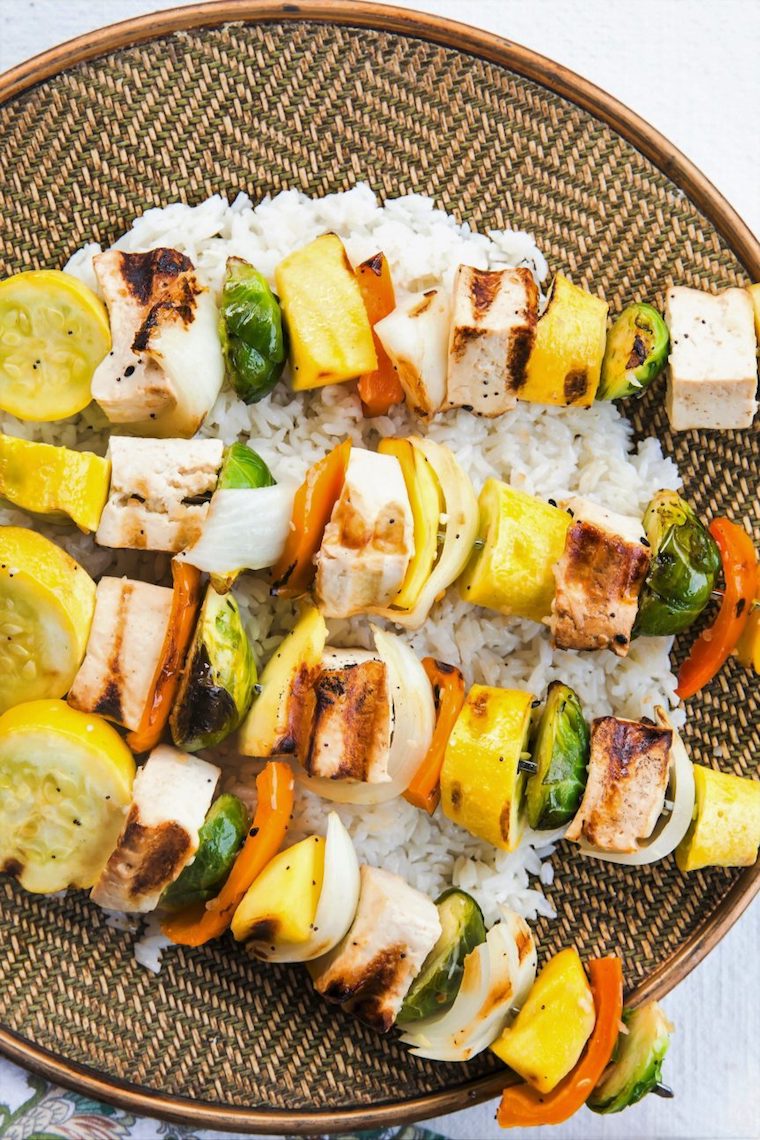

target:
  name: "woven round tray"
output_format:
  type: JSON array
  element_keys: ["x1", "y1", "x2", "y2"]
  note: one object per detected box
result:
[{"x1": 0, "y1": 2, "x2": 758, "y2": 1133}]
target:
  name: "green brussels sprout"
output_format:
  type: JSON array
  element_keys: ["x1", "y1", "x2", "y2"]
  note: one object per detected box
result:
[
  {"x1": 219, "y1": 256, "x2": 287, "y2": 404},
  {"x1": 170, "y1": 585, "x2": 257, "y2": 751},
  {"x1": 588, "y1": 1001, "x2": 674, "y2": 1114},
  {"x1": 218, "y1": 441, "x2": 275, "y2": 490},
  {"x1": 598, "y1": 303, "x2": 670, "y2": 400},
  {"x1": 526, "y1": 682, "x2": 589, "y2": 830},
  {"x1": 398, "y1": 888, "x2": 486, "y2": 1024},
  {"x1": 161, "y1": 794, "x2": 249, "y2": 911},
  {"x1": 634, "y1": 490, "x2": 721, "y2": 637}
]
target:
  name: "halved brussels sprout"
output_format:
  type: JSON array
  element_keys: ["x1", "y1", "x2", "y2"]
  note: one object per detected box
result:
[
  {"x1": 161, "y1": 793, "x2": 249, "y2": 910},
  {"x1": 170, "y1": 585, "x2": 257, "y2": 751},
  {"x1": 526, "y1": 682, "x2": 589, "y2": 830},
  {"x1": 588, "y1": 1001, "x2": 673, "y2": 1114},
  {"x1": 217, "y1": 441, "x2": 275, "y2": 491},
  {"x1": 634, "y1": 490, "x2": 721, "y2": 637},
  {"x1": 598, "y1": 303, "x2": 670, "y2": 400},
  {"x1": 219, "y1": 257, "x2": 287, "y2": 404},
  {"x1": 398, "y1": 888, "x2": 486, "y2": 1024}
]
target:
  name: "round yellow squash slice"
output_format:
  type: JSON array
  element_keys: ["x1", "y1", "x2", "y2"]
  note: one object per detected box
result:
[
  {"x1": 0, "y1": 700, "x2": 135, "y2": 893},
  {"x1": 0, "y1": 269, "x2": 110, "y2": 421},
  {"x1": 0, "y1": 526, "x2": 95, "y2": 714}
]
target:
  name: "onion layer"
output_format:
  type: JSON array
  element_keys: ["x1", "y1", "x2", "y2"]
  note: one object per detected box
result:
[
  {"x1": 177, "y1": 483, "x2": 295, "y2": 574},
  {"x1": 400, "y1": 908, "x2": 537, "y2": 1062}
]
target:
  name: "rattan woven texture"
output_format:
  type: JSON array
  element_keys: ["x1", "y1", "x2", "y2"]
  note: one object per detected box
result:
[{"x1": 0, "y1": 15, "x2": 757, "y2": 1117}]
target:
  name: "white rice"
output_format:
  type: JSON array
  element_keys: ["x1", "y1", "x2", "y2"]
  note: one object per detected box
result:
[{"x1": 3, "y1": 184, "x2": 684, "y2": 960}]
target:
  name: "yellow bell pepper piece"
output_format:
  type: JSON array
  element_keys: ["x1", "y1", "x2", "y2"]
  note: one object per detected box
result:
[
  {"x1": 491, "y1": 947, "x2": 596, "y2": 1093},
  {"x1": 0, "y1": 433, "x2": 110, "y2": 532},
  {"x1": 238, "y1": 602, "x2": 327, "y2": 758},
  {"x1": 378, "y1": 436, "x2": 443, "y2": 610},
  {"x1": 458, "y1": 479, "x2": 570, "y2": 621},
  {"x1": 676, "y1": 765, "x2": 760, "y2": 872},
  {"x1": 231, "y1": 834, "x2": 325, "y2": 945},
  {"x1": 275, "y1": 234, "x2": 377, "y2": 391},
  {"x1": 441, "y1": 684, "x2": 534, "y2": 851},
  {"x1": 520, "y1": 274, "x2": 608, "y2": 406},
  {"x1": 747, "y1": 283, "x2": 760, "y2": 338}
]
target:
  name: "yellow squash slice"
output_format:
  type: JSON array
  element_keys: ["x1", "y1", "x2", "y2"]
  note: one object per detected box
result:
[
  {"x1": 378, "y1": 436, "x2": 443, "y2": 610},
  {"x1": 676, "y1": 765, "x2": 760, "y2": 872},
  {"x1": 0, "y1": 527, "x2": 96, "y2": 714},
  {"x1": 0, "y1": 700, "x2": 135, "y2": 893},
  {"x1": 0, "y1": 270, "x2": 110, "y2": 421},
  {"x1": 0, "y1": 434, "x2": 110, "y2": 532},
  {"x1": 458, "y1": 479, "x2": 570, "y2": 622},
  {"x1": 440, "y1": 684, "x2": 534, "y2": 851}
]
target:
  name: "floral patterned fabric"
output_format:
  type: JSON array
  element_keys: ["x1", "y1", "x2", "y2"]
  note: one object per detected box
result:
[{"x1": 0, "y1": 1059, "x2": 446, "y2": 1140}]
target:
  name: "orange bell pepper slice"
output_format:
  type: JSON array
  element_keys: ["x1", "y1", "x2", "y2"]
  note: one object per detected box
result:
[
  {"x1": 270, "y1": 438, "x2": 351, "y2": 597},
  {"x1": 497, "y1": 956, "x2": 623, "y2": 1129},
  {"x1": 355, "y1": 252, "x2": 404, "y2": 417},
  {"x1": 676, "y1": 518, "x2": 757, "y2": 699},
  {"x1": 162, "y1": 760, "x2": 295, "y2": 947},
  {"x1": 125, "y1": 561, "x2": 202, "y2": 754},
  {"x1": 404, "y1": 658, "x2": 466, "y2": 814}
]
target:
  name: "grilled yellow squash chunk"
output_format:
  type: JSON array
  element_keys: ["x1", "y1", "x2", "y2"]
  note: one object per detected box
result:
[
  {"x1": 676, "y1": 765, "x2": 760, "y2": 872},
  {"x1": 0, "y1": 434, "x2": 110, "y2": 532},
  {"x1": 275, "y1": 234, "x2": 377, "y2": 391},
  {"x1": 0, "y1": 527, "x2": 95, "y2": 714},
  {"x1": 458, "y1": 479, "x2": 570, "y2": 622},
  {"x1": 747, "y1": 283, "x2": 760, "y2": 337},
  {"x1": 491, "y1": 947, "x2": 596, "y2": 1092},
  {"x1": 441, "y1": 685, "x2": 534, "y2": 851},
  {"x1": 520, "y1": 274, "x2": 608, "y2": 406},
  {"x1": 232, "y1": 834, "x2": 325, "y2": 945},
  {"x1": 0, "y1": 700, "x2": 135, "y2": 893},
  {"x1": 238, "y1": 602, "x2": 327, "y2": 759}
]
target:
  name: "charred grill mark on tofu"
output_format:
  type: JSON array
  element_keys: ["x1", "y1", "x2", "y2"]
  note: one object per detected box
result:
[
  {"x1": 345, "y1": 946, "x2": 413, "y2": 1032},
  {"x1": 409, "y1": 291, "x2": 437, "y2": 318},
  {"x1": 132, "y1": 276, "x2": 200, "y2": 353},
  {"x1": 119, "y1": 813, "x2": 193, "y2": 899},
  {"x1": 566, "y1": 717, "x2": 672, "y2": 853},
  {"x1": 119, "y1": 248, "x2": 193, "y2": 304},
  {"x1": 2, "y1": 858, "x2": 23, "y2": 879},
  {"x1": 305, "y1": 659, "x2": 390, "y2": 780},
  {"x1": 552, "y1": 520, "x2": 650, "y2": 656},
  {"x1": 470, "y1": 268, "x2": 504, "y2": 318},
  {"x1": 90, "y1": 580, "x2": 132, "y2": 723}
]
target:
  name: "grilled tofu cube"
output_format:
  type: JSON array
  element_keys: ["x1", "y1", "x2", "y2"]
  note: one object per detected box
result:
[
  {"x1": 67, "y1": 576, "x2": 173, "y2": 731},
  {"x1": 315, "y1": 448, "x2": 414, "y2": 617},
  {"x1": 665, "y1": 286, "x2": 757, "y2": 430},
  {"x1": 90, "y1": 248, "x2": 224, "y2": 438},
  {"x1": 96, "y1": 436, "x2": 223, "y2": 553},
  {"x1": 311, "y1": 865, "x2": 441, "y2": 1032},
  {"x1": 445, "y1": 265, "x2": 539, "y2": 416},
  {"x1": 90, "y1": 744, "x2": 220, "y2": 913},
  {"x1": 566, "y1": 717, "x2": 672, "y2": 854},
  {"x1": 303, "y1": 648, "x2": 392, "y2": 782},
  {"x1": 375, "y1": 288, "x2": 450, "y2": 417},
  {"x1": 550, "y1": 496, "x2": 650, "y2": 656}
]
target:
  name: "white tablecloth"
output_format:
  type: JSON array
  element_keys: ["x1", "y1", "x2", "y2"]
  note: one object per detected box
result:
[{"x1": 0, "y1": 2, "x2": 758, "y2": 1138}]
